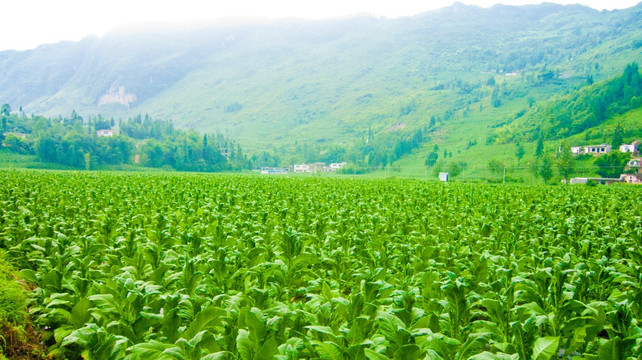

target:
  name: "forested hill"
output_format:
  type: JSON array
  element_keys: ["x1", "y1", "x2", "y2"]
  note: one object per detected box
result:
[
  {"x1": 0, "y1": 2, "x2": 641, "y2": 163},
  {"x1": 493, "y1": 63, "x2": 642, "y2": 143},
  {"x1": 0, "y1": 110, "x2": 248, "y2": 171}
]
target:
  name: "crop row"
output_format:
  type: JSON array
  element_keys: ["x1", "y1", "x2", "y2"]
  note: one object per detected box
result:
[{"x1": 0, "y1": 170, "x2": 641, "y2": 359}]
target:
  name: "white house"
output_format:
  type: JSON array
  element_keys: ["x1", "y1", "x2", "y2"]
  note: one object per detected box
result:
[
  {"x1": 96, "y1": 129, "x2": 114, "y2": 137},
  {"x1": 293, "y1": 164, "x2": 311, "y2": 173},
  {"x1": 329, "y1": 162, "x2": 347, "y2": 171},
  {"x1": 627, "y1": 158, "x2": 641, "y2": 168},
  {"x1": 570, "y1": 177, "x2": 589, "y2": 184},
  {"x1": 571, "y1": 146, "x2": 583, "y2": 155},
  {"x1": 620, "y1": 140, "x2": 640, "y2": 153},
  {"x1": 583, "y1": 144, "x2": 611, "y2": 155},
  {"x1": 620, "y1": 173, "x2": 642, "y2": 184},
  {"x1": 260, "y1": 167, "x2": 288, "y2": 175}
]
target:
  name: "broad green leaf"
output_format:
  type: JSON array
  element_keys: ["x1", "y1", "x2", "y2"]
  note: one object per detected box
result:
[
  {"x1": 237, "y1": 329, "x2": 256, "y2": 360},
  {"x1": 532, "y1": 337, "x2": 559, "y2": 360},
  {"x1": 257, "y1": 337, "x2": 279, "y2": 360},
  {"x1": 364, "y1": 349, "x2": 389, "y2": 360},
  {"x1": 201, "y1": 352, "x2": 231, "y2": 360},
  {"x1": 597, "y1": 337, "x2": 621, "y2": 360},
  {"x1": 182, "y1": 306, "x2": 226, "y2": 340},
  {"x1": 456, "y1": 332, "x2": 491, "y2": 360},
  {"x1": 71, "y1": 297, "x2": 92, "y2": 328},
  {"x1": 312, "y1": 341, "x2": 344, "y2": 360},
  {"x1": 306, "y1": 325, "x2": 336, "y2": 337}
]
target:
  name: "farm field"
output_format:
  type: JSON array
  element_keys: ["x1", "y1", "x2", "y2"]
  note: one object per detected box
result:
[{"x1": 0, "y1": 170, "x2": 641, "y2": 359}]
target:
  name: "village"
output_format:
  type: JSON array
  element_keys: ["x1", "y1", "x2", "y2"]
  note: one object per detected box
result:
[
  {"x1": 257, "y1": 162, "x2": 348, "y2": 175},
  {"x1": 566, "y1": 140, "x2": 641, "y2": 185}
]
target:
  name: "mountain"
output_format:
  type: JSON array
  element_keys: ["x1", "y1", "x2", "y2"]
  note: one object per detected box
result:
[{"x1": 1, "y1": 2, "x2": 641, "y2": 161}]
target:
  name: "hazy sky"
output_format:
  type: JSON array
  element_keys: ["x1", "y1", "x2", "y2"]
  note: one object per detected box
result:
[{"x1": 1, "y1": 0, "x2": 639, "y2": 51}]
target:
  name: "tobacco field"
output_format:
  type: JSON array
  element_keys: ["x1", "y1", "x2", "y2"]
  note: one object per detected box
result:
[{"x1": 0, "y1": 170, "x2": 641, "y2": 360}]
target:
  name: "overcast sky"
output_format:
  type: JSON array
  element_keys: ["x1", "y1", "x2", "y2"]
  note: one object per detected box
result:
[{"x1": 1, "y1": 0, "x2": 639, "y2": 51}]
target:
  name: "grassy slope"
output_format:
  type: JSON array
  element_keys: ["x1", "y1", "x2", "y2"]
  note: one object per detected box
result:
[
  {"x1": 132, "y1": 4, "x2": 642, "y2": 161},
  {"x1": 1, "y1": 4, "x2": 641, "y2": 176},
  {"x1": 379, "y1": 105, "x2": 642, "y2": 182}
]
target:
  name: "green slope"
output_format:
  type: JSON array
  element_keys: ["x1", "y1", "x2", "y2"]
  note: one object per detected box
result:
[
  {"x1": 381, "y1": 65, "x2": 642, "y2": 182},
  {"x1": 0, "y1": 2, "x2": 641, "y2": 164}
]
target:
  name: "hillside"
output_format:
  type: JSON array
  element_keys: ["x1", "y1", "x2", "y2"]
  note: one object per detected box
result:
[
  {"x1": 383, "y1": 68, "x2": 642, "y2": 182},
  {"x1": 1, "y1": 2, "x2": 641, "y2": 165}
]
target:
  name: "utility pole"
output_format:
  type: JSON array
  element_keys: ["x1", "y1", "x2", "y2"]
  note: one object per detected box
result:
[{"x1": 503, "y1": 167, "x2": 506, "y2": 185}]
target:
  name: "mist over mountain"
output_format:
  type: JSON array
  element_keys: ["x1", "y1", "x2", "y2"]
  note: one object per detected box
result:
[{"x1": 1, "y1": 2, "x2": 641, "y2": 155}]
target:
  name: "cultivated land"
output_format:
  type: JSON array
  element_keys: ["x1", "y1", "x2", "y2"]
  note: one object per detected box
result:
[{"x1": 1, "y1": 170, "x2": 641, "y2": 358}]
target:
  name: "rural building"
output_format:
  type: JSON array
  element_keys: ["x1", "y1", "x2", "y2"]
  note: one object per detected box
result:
[
  {"x1": 569, "y1": 177, "x2": 588, "y2": 184},
  {"x1": 220, "y1": 148, "x2": 230, "y2": 159},
  {"x1": 96, "y1": 129, "x2": 114, "y2": 137},
  {"x1": 619, "y1": 140, "x2": 640, "y2": 153},
  {"x1": 439, "y1": 172, "x2": 449, "y2": 182},
  {"x1": 570, "y1": 144, "x2": 611, "y2": 156},
  {"x1": 628, "y1": 158, "x2": 641, "y2": 168},
  {"x1": 313, "y1": 162, "x2": 326, "y2": 172},
  {"x1": 260, "y1": 167, "x2": 288, "y2": 175},
  {"x1": 620, "y1": 173, "x2": 642, "y2": 184},
  {"x1": 569, "y1": 177, "x2": 622, "y2": 185},
  {"x1": 294, "y1": 164, "x2": 311, "y2": 173},
  {"x1": 2, "y1": 132, "x2": 27, "y2": 139},
  {"x1": 583, "y1": 144, "x2": 611, "y2": 155},
  {"x1": 328, "y1": 162, "x2": 347, "y2": 171}
]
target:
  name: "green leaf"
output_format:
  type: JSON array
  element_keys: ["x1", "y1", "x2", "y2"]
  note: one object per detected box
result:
[
  {"x1": 19, "y1": 269, "x2": 38, "y2": 283},
  {"x1": 257, "y1": 337, "x2": 279, "y2": 360},
  {"x1": 54, "y1": 326, "x2": 73, "y2": 344},
  {"x1": 597, "y1": 337, "x2": 621, "y2": 360},
  {"x1": 322, "y1": 281, "x2": 334, "y2": 300},
  {"x1": 456, "y1": 332, "x2": 491, "y2": 360},
  {"x1": 469, "y1": 352, "x2": 518, "y2": 360},
  {"x1": 71, "y1": 297, "x2": 92, "y2": 328},
  {"x1": 306, "y1": 326, "x2": 336, "y2": 337},
  {"x1": 364, "y1": 348, "x2": 389, "y2": 360},
  {"x1": 532, "y1": 337, "x2": 559, "y2": 360},
  {"x1": 393, "y1": 344, "x2": 424, "y2": 360},
  {"x1": 377, "y1": 312, "x2": 405, "y2": 345},
  {"x1": 127, "y1": 340, "x2": 172, "y2": 358},
  {"x1": 201, "y1": 352, "x2": 231, "y2": 360},
  {"x1": 312, "y1": 341, "x2": 344, "y2": 360},
  {"x1": 237, "y1": 329, "x2": 256, "y2": 360},
  {"x1": 182, "y1": 306, "x2": 226, "y2": 340}
]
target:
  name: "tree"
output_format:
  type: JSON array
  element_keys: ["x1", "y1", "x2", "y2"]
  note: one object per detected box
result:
[
  {"x1": 425, "y1": 152, "x2": 439, "y2": 167},
  {"x1": 595, "y1": 151, "x2": 629, "y2": 178},
  {"x1": 535, "y1": 135, "x2": 544, "y2": 157},
  {"x1": 488, "y1": 159, "x2": 504, "y2": 178},
  {"x1": 432, "y1": 160, "x2": 444, "y2": 177},
  {"x1": 448, "y1": 161, "x2": 465, "y2": 178},
  {"x1": 3, "y1": 134, "x2": 29, "y2": 154},
  {"x1": 515, "y1": 143, "x2": 525, "y2": 164},
  {"x1": 491, "y1": 87, "x2": 501, "y2": 107},
  {"x1": 488, "y1": 159, "x2": 505, "y2": 182},
  {"x1": 37, "y1": 137, "x2": 58, "y2": 163},
  {"x1": 556, "y1": 142, "x2": 574, "y2": 183},
  {"x1": 538, "y1": 155, "x2": 554, "y2": 183},
  {"x1": 612, "y1": 123, "x2": 624, "y2": 148},
  {"x1": 1, "y1": 103, "x2": 10, "y2": 116}
]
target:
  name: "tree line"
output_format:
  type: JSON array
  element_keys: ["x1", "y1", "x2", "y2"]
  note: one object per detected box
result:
[
  {"x1": 0, "y1": 109, "x2": 247, "y2": 172},
  {"x1": 531, "y1": 63, "x2": 641, "y2": 139}
]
